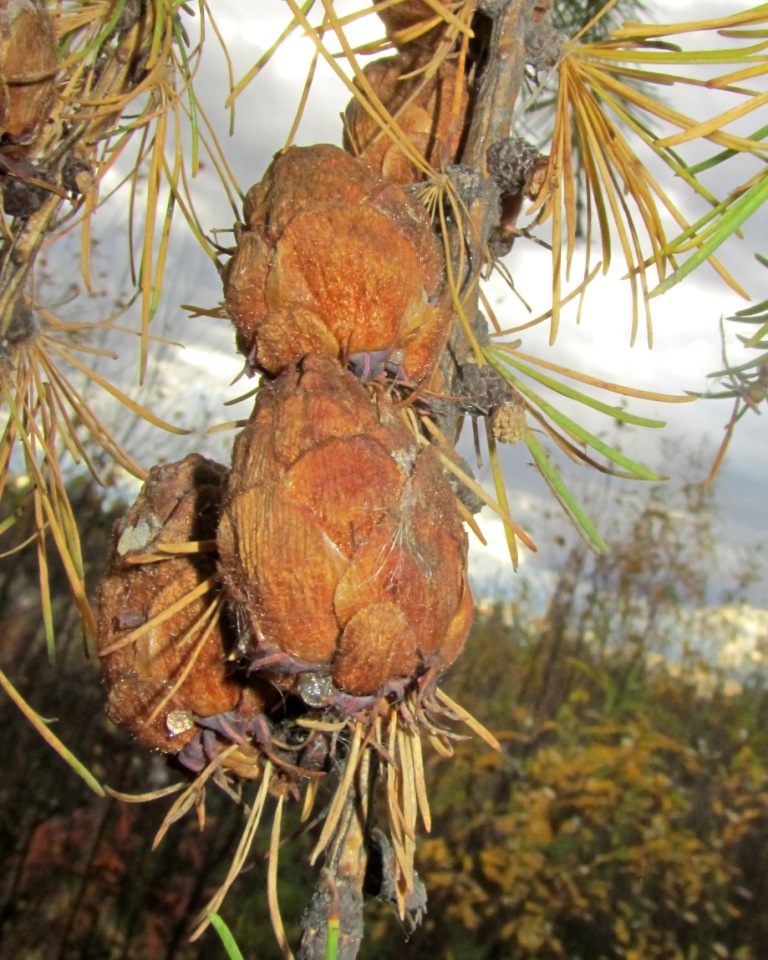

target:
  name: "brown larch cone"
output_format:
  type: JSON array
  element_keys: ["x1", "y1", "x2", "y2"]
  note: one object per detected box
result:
[
  {"x1": 97, "y1": 454, "x2": 256, "y2": 753},
  {"x1": 0, "y1": 0, "x2": 57, "y2": 148},
  {"x1": 344, "y1": 54, "x2": 469, "y2": 184},
  {"x1": 222, "y1": 143, "x2": 451, "y2": 382},
  {"x1": 217, "y1": 354, "x2": 473, "y2": 701},
  {"x1": 377, "y1": 0, "x2": 456, "y2": 49}
]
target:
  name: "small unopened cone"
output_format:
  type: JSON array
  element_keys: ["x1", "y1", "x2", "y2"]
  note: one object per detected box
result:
[
  {"x1": 0, "y1": 0, "x2": 57, "y2": 148},
  {"x1": 97, "y1": 455, "x2": 253, "y2": 753},
  {"x1": 377, "y1": 0, "x2": 457, "y2": 48},
  {"x1": 344, "y1": 56, "x2": 468, "y2": 184}
]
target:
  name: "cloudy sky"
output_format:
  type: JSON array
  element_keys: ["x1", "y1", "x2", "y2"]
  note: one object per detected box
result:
[{"x1": 74, "y1": 0, "x2": 767, "y2": 604}]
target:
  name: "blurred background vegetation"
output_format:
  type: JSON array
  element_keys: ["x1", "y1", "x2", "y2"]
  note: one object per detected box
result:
[
  {"x1": 2, "y1": 0, "x2": 768, "y2": 957},
  {"x1": 2, "y1": 448, "x2": 765, "y2": 960}
]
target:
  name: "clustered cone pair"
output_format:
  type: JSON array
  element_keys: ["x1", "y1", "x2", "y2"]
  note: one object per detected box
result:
[
  {"x1": 99, "y1": 345, "x2": 472, "y2": 738},
  {"x1": 96, "y1": 2, "x2": 504, "y2": 942}
]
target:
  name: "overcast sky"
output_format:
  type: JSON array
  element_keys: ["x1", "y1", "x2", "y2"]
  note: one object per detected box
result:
[{"x1": 73, "y1": 0, "x2": 767, "y2": 605}]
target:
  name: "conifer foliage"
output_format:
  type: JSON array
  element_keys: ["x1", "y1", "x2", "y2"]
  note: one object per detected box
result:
[{"x1": 1, "y1": 2, "x2": 767, "y2": 957}]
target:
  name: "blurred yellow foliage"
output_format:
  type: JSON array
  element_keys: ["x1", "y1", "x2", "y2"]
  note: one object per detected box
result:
[
  {"x1": 412, "y1": 702, "x2": 764, "y2": 960},
  {"x1": 363, "y1": 475, "x2": 768, "y2": 960}
]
